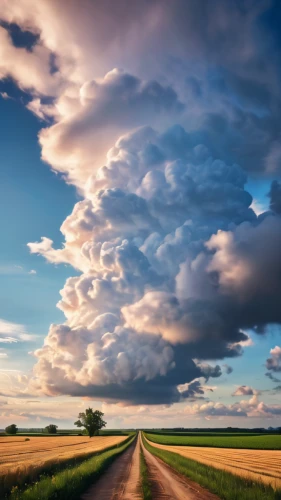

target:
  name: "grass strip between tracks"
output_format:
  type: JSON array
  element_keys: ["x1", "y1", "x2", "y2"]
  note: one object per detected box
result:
[
  {"x1": 140, "y1": 445, "x2": 152, "y2": 500},
  {"x1": 8, "y1": 434, "x2": 135, "y2": 500},
  {"x1": 142, "y1": 433, "x2": 281, "y2": 500}
]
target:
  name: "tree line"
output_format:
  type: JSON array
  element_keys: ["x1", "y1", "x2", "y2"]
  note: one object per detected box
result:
[{"x1": 5, "y1": 408, "x2": 106, "y2": 438}]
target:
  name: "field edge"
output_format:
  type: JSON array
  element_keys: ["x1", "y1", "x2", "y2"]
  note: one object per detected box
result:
[{"x1": 142, "y1": 433, "x2": 281, "y2": 500}]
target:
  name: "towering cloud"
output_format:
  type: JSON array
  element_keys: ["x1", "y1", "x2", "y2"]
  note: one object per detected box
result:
[{"x1": 28, "y1": 125, "x2": 281, "y2": 403}]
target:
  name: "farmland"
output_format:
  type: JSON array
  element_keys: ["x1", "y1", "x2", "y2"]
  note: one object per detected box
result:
[
  {"x1": 145, "y1": 431, "x2": 281, "y2": 449},
  {"x1": 0, "y1": 434, "x2": 128, "y2": 497},
  {"x1": 8, "y1": 435, "x2": 136, "y2": 500},
  {"x1": 0, "y1": 435, "x2": 127, "y2": 476},
  {"x1": 144, "y1": 433, "x2": 281, "y2": 489}
]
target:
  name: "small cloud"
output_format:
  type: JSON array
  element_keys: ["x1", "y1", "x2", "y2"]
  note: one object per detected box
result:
[
  {"x1": 232, "y1": 385, "x2": 260, "y2": 396},
  {"x1": 0, "y1": 337, "x2": 18, "y2": 344},
  {"x1": 0, "y1": 92, "x2": 11, "y2": 100},
  {"x1": 0, "y1": 349, "x2": 8, "y2": 358},
  {"x1": 0, "y1": 319, "x2": 36, "y2": 343},
  {"x1": 0, "y1": 265, "x2": 36, "y2": 276},
  {"x1": 266, "y1": 346, "x2": 281, "y2": 373}
]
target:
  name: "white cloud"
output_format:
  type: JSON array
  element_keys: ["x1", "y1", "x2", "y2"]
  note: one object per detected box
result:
[
  {"x1": 0, "y1": 319, "x2": 35, "y2": 343},
  {"x1": 0, "y1": 265, "x2": 37, "y2": 276}
]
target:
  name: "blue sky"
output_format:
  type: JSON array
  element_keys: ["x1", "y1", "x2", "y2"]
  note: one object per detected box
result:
[
  {"x1": 0, "y1": 0, "x2": 281, "y2": 429},
  {"x1": 0, "y1": 91, "x2": 78, "y2": 371}
]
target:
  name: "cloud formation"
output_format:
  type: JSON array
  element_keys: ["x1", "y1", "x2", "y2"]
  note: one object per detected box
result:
[
  {"x1": 266, "y1": 346, "x2": 281, "y2": 373},
  {"x1": 1, "y1": 1, "x2": 281, "y2": 407},
  {"x1": 26, "y1": 125, "x2": 281, "y2": 404},
  {"x1": 0, "y1": 319, "x2": 34, "y2": 343},
  {"x1": 1, "y1": 0, "x2": 281, "y2": 185},
  {"x1": 232, "y1": 386, "x2": 259, "y2": 397},
  {"x1": 185, "y1": 394, "x2": 281, "y2": 420}
]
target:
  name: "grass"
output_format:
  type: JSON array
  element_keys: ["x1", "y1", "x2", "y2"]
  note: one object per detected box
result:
[
  {"x1": 8, "y1": 434, "x2": 135, "y2": 500},
  {"x1": 0, "y1": 428, "x2": 132, "y2": 438},
  {"x1": 145, "y1": 430, "x2": 274, "y2": 436},
  {"x1": 2, "y1": 430, "x2": 131, "y2": 437},
  {"x1": 145, "y1": 432, "x2": 281, "y2": 449},
  {"x1": 140, "y1": 446, "x2": 152, "y2": 500},
  {"x1": 142, "y1": 434, "x2": 281, "y2": 500},
  {"x1": 1, "y1": 434, "x2": 134, "y2": 499},
  {"x1": 99, "y1": 429, "x2": 134, "y2": 436}
]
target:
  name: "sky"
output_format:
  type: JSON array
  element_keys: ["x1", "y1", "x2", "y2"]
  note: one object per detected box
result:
[{"x1": 0, "y1": 0, "x2": 281, "y2": 430}]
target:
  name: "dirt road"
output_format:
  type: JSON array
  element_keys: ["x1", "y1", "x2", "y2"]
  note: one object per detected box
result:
[
  {"x1": 141, "y1": 435, "x2": 220, "y2": 500},
  {"x1": 81, "y1": 433, "x2": 219, "y2": 499},
  {"x1": 80, "y1": 434, "x2": 142, "y2": 500}
]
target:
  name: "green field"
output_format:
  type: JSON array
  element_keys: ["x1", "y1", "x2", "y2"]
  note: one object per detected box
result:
[
  {"x1": 0, "y1": 429, "x2": 131, "y2": 438},
  {"x1": 145, "y1": 432, "x2": 281, "y2": 449}
]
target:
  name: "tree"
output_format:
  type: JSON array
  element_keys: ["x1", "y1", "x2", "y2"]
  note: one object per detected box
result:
[
  {"x1": 5, "y1": 424, "x2": 18, "y2": 435},
  {"x1": 45, "y1": 424, "x2": 58, "y2": 434},
  {"x1": 74, "y1": 408, "x2": 106, "y2": 437}
]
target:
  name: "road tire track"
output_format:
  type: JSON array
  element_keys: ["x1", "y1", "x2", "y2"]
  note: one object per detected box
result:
[
  {"x1": 141, "y1": 434, "x2": 220, "y2": 500},
  {"x1": 80, "y1": 434, "x2": 142, "y2": 500}
]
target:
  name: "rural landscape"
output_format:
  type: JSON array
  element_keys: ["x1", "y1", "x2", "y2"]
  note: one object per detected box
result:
[
  {"x1": 0, "y1": 413, "x2": 281, "y2": 499},
  {"x1": 1, "y1": 0, "x2": 281, "y2": 498}
]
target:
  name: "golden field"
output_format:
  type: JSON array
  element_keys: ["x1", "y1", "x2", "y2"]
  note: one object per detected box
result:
[
  {"x1": 0, "y1": 435, "x2": 127, "y2": 476},
  {"x1": 147, "y1": 438, "x2": 281, "y2": 489}
]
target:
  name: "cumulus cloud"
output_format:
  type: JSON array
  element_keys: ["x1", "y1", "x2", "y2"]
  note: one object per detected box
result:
[
  {"x1": 1, "y1": 0, "x2": 281, "y2": 185},
  {"x1": 24, "y1": 124, "x2": 281, "y2": 404},
  {"x1": 266, "y1": 346, "x2": 281, "y2": 373},
  {"x1": 185, "y1": 394, "x2": 281, "y2": 420},
  {"x1": 232, "y1": 386, "x2": 259, "y2": 397},
  {"x1": 187, "y1": 401, "x2": 247, "y2": 418},
  {"x1": 38, "y1": 70, "x2": 184, "y2": 186}
]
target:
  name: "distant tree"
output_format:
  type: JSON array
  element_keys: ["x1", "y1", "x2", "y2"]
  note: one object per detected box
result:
[
  {"x1": 74, "y1": 408, "x2": 106, "y2": 437},
  {"x1": 5, "y1": 424, "x2": 18, "y2": 435},
  {"x1": 45, "y1": 424, "x2": 58, "y2": 434}
]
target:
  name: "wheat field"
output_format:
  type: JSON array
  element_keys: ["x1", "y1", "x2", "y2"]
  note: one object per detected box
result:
[
  {"x1": 0, "y1": 435, "x2": 127, "y2": 476},
  {"x1": 147, "y1": 438, "x2": 281, "y2": 489}
]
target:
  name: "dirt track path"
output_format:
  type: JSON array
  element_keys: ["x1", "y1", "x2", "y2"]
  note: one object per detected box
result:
[
  {"x1": 80, "y1": 435, "x2": 142, "y2": 500},
  {"x1": 141, "y1": 434, "x2": 220, "y2": 500}
]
